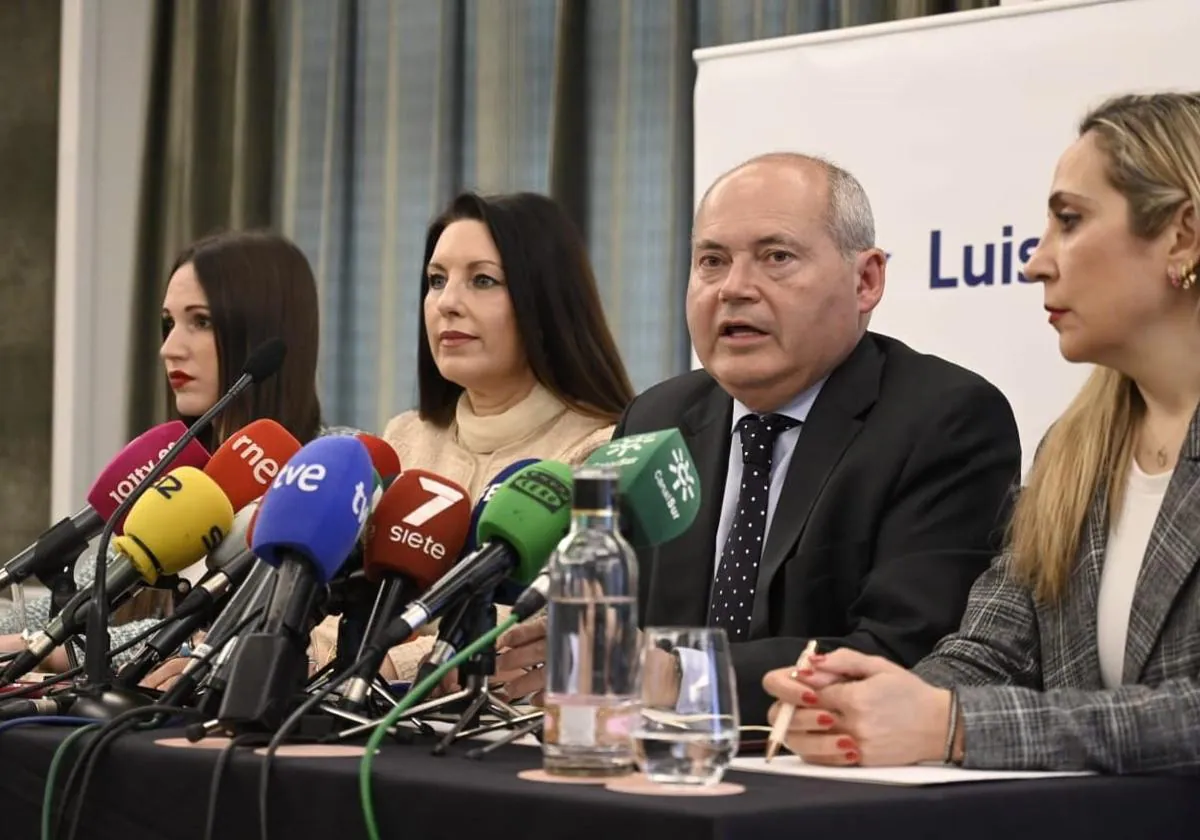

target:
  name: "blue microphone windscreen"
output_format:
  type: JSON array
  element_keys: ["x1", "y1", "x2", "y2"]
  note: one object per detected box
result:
[
  {"x1": 464, "y1": 458, "x2": 540, "y2": 555},
  {"x1": 250, "y1": 435, "x2": 374, "y2": 582}
]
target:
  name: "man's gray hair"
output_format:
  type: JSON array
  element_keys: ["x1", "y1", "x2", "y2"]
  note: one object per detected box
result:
[{"x1": 699, "y1": 152, "x2": 876, "y2": 259}]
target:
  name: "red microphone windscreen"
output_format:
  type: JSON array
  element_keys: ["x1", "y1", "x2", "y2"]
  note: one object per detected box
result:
[
  {"x1": 86, "y1": 421, "x2": 212, "y2": 532},
  {"x1": 365, "y1": 469, "x2": 470, "y2": 587},
  {"x1": 203, "y1": 419, "x2": 302, "y2": 512},
  {"x1": 356, "y1": 433, "x2": 401, "y2": 481},
  {"x1": 246, "y1": 500, "x2": 263, "y2": 545}
]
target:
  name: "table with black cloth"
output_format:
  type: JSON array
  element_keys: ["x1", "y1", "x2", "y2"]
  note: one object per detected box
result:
[{"x1": 0, "y1": 724, "x2": 1196, "y2": 840}]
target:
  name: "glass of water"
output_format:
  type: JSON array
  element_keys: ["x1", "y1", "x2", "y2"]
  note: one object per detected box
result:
[{"x1": 632, "y1": 627, "x2": 739, "y2": 786}]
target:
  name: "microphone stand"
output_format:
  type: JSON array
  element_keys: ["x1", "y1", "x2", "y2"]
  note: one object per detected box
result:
[
  {"x1": 69, "y1": 338, "x2": 285, "y2": 721},
  {"x1": 398, "y1": 590, "x2": 526, "y2": 755}
]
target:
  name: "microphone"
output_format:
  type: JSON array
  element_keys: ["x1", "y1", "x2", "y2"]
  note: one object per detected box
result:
[
  {"x1": 341, "y1": 469, "x2": 470, "y2": 708},
  {"x1": 511, "y1": 429, "x2": 703, "y2": 620},
  {"x1": 0, "y1": 421, "x2": 211, "y2": 594},
  {"x1": 417, "y1": 459, "x2": 536, "y2": 682},
  {"x1": 354, "y1": 433, "x2": 401, "y2": 481},
  {"x1": 582, "y1": 428, "x2": 702, "y2": 547},
  {"x1": 82, "y1": 337, "x2": 285, "y2": 688},
  {"x1": 377, "y1": 460, "x2": 575, "y2": 648},
  {"x1": 114, "y1": 500, "x2": 260, "y2": 687},
  {"x1": 465, "y1": 459, "x2": 538, "y2": 557},
  {"x1": 202, "y1": 418, "x2": 302, "y2": 512},
  {"x1": 168, "y1": 559, "x2": 276, "y2": 707},
  {"x1": 216, "y1": 435, "x2": 373, "y2": 732},
  {"x1": 326, "y1": 454, "x2": 395, "y2": 668},
  {"x1": 1, "y1": 466, "x2": 235, "y2": 685}
]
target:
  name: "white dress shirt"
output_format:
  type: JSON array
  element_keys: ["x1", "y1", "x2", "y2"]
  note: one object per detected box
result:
[{"x1": 674, "y1": 378, "x2": 826, "y2": 715}]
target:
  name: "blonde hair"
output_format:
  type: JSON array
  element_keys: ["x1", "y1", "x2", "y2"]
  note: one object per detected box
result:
[{"x1": 1012, "y1": 92, "x2": 1200, "y2": 603}]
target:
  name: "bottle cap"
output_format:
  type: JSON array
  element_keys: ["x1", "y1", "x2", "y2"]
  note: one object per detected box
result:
[{"x1": 571, "y1": 466, "x2": 619, "y2": 512}]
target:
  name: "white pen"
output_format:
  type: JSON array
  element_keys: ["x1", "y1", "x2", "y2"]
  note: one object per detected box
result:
[{"x1": 765, "y1": 639, "x2": 819, "y2": 763}]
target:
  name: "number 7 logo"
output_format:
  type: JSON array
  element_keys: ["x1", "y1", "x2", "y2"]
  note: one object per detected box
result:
[{"x1": 402, "y1": 476, "x2": 466, "y2": 526}]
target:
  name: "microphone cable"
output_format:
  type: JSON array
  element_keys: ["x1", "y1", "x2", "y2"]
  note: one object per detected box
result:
[
  {"x1": 47, "y1": 606, "x2": 263, "y2": 840},
  {"x1": 359, "y1": 612, "x2": 521, "y2": 840},
  {"x1": 57, "y1": 704, "x2": 205, "y2": 840},
  {"x1": 254, "y1": 659, "x2": 368, "y2": 840},
  {"x1": 203, "y1": 732, "x2": 270, "y2": 840}
]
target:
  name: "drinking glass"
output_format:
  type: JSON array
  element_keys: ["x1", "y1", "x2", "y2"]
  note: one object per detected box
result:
[{"x1": 631, "y1": 627, "x2": 738, "y2": 786}]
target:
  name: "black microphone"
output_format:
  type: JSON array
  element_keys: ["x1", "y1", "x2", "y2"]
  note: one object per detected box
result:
[
  {"x1": 172, "y1": 561, "x2": 275, "y2": 708},
  {"x1": 414, "y1": 592, "x2": 475, "y2": 685},
  {"x1": 81, "y1": 338, "x2": 286, "y2": 690},
  {"x1": 114, "y1": 500, "x2": 261, "y2": 688},
  {"x1": 115, "y1": 551, "x2": 257, "y2": 688}
]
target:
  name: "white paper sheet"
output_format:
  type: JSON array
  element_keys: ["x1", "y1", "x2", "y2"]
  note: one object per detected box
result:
[{"x1": 731, "y1": 756, "x2": 1094, "y2": 786}]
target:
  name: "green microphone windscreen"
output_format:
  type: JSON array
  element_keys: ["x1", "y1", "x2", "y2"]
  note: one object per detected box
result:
[
  {"x1": 584, "y1": 429, "x2": 700, "y2": 547},
  {"x1": 475, "y1": 460, "x2": 575, "y2": 584}
]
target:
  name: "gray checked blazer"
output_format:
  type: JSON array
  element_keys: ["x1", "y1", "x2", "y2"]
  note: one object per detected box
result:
[{"x1": 914, "y1": 419, "x2": 1200, "y2": 774}]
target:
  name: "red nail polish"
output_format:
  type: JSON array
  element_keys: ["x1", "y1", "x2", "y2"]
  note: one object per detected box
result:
[
  {"x1": 836, "y1": 737, "x2": 856, "y2": 750},
  {"x1": 795, "y1": 668, "x2": 814, "y2": 678},
  {"x1": 817, "y1": 714, "x2": 834, "y2": 726},
  {"x1": 844, "y1": 750, "x2": 859, "y2": 763},
  {"x1": 801, "y1": 692, "x2": 819, "y2": 705}
]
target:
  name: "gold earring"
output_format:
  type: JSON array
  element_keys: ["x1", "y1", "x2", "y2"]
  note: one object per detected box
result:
[{"x1": 1182, "y1": 261, "x2": 1198, "y2": 291}]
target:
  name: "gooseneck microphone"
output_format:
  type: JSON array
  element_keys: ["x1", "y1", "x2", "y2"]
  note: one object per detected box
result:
[{"x1": 81, "y1": 338, "x2": 286, "y2": 692}]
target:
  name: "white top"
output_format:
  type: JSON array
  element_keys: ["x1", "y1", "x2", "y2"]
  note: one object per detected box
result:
[{"x1": 1096, "y1": 458, "x2": 1172, "y2": 689}]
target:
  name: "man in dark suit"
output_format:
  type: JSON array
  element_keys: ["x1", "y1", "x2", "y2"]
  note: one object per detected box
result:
[{"x1": 497, "y1": 152, "x2": 1021, "y2": 725}]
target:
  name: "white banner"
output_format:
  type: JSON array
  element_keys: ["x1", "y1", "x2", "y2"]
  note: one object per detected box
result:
[{"x1": 693, "y1": 0, "x2": 1200, "y2": 474}]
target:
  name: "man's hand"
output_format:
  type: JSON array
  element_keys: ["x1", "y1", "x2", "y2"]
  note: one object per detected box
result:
[{"x1": 494, "y1": 615, "x2": 548, "y2": 704}]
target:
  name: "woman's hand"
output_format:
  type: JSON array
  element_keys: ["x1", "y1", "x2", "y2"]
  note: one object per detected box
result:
[
  {"x1": 141, "y1": 656, "x2": 189, "y2": 692},
  {"x1": 763, "y1": 648, "x2": 954, "y2": 766}
]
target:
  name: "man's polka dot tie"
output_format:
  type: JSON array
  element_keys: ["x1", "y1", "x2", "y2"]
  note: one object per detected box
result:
[{"x1": 708, "y1": 413, "x2": 800, "y2": 641}]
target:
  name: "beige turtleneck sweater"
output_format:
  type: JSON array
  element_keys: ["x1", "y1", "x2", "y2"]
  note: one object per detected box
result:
[{"x1": 309, "y1": 383, "x2": 615, "y2": 679}]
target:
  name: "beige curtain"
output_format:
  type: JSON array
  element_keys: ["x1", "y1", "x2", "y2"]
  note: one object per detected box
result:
[{"x1": 128, "y1": 0, "x2": 282, "y2": 436}]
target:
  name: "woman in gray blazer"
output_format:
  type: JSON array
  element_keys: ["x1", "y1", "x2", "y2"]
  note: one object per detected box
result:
[{"x1": 763, "y1": 91, "x2": 1200, "y2": 774}]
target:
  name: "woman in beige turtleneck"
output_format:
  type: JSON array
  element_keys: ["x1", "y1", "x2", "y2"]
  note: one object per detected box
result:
[{"x1": 311, "y1": 190, "x2": 635, "y2": 680}]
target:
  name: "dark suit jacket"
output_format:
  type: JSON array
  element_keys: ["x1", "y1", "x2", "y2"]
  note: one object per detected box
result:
[{"x1": 613, "y1": 332, "x2": 1022, "y2": 724}]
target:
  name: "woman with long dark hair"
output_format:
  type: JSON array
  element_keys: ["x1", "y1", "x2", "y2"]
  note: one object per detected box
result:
[
  {"x1": 310, "y1": 191, "x2": 635, "y2": 681},
  {"x1": 0, "y1": 230, "x2": 324, "y2": 677}
]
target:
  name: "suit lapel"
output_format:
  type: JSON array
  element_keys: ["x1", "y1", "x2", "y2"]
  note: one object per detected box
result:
[
  {"x1": 1124, "y1": 412, "x2": 1200, "y2": 682},
  {"x1": 645, "y1": 383, "x2": 731, "y2": 627},
  {"x1": 750, "y1": 337, "x2": 881, "y2": 638}
]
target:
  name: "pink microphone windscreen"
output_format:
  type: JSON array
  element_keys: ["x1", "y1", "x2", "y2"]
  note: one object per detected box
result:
[{"x1": 86, "y1": 420, "x2": 212, "y2": 532}]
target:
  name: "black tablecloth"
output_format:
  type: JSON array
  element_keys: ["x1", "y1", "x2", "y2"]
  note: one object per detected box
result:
[{"x1": 0, "y1": 724, "x2": 1196, "y2": 840}]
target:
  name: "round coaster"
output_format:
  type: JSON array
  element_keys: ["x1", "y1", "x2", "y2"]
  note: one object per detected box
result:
[
  {"x1": 154, "y1": 737, "x2": 235, "y2": 751},
  {"x1": 517, "y1": 768, "x2": 619, "y2": 785},
  {"x1": 604, "y1": 773, "x2": 745, "y2": 797},
  {"x1": 251, "y1": 744, "x2": 374, "y2": 759}
]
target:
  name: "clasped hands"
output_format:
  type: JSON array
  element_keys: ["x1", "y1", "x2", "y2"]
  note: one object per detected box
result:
[{"x1": 762, "y1": 648, "x2": 960, "y2": 767}]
